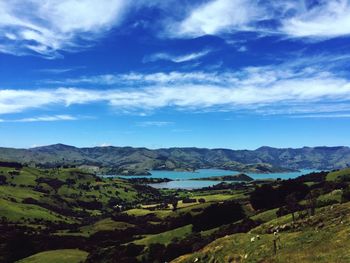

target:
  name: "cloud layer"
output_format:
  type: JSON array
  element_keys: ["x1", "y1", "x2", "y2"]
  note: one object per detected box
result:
[
  {"x1": 1, "y1": 0, "x2": 350, "y2": 57},
  {"x1": 2, "y1": 56, "x2": 350, "y2": 116}
]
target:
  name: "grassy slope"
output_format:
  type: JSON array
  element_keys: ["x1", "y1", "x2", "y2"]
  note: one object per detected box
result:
[
  {"x1": 78, "y1": 218, "x2": 134, "y2": 237},
  {"x1": 134, "y1": 225, "x2": 193, "y2": 246},
  {"x1": 172, "y1": 202, "x2": 350, "y2": 263},
  {"x1": 16, "y1": 249, "x2": 88, "y2": 263},
  {"x1": 326, "y1": 168, "x2": 350, "y2": 181},
  {"x1": 126, "y1": 192, "x2": 246, "y2": 219},
  {"x1": 0, "y1": 198, "x2": 66, "y2": 222}
]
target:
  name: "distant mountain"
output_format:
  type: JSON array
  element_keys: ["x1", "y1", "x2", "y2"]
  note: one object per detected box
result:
[{"x1": 0, "y1": 144, "x2": 349, "y2": 175}]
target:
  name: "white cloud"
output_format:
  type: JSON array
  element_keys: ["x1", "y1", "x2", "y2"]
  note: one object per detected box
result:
[
  {"x1": 0, "y1": 0, "x2": 130, "y2": 58},
  {"x1": 144, "y1": 49, "x2": 212, "y2": 63},
  {"x1": 165, "y1": 0, "x2": 350, "y2": 41},
  {"x1": 280, "y1": 0, "x2": 350, "y2": 39},
  {"x1": 168, "y1": 0, "x2": 263, "y2": 38},
  {"x1": 1, "y1": 0, "x2": 350, "y2": 58},
  {"x1": 14, "y1": 115, "x2": 77, "y2": 122},
  {"x1": 1, "y1": 115, "x2": 78, "y2": 122},
  {"x1": 3, "y1": 56, "x2": 350, "y2": 116},
  {"x1": 48, "y1": 71, "x2": 226, "y2": 86}
]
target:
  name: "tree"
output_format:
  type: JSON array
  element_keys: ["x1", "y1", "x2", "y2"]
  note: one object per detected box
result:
[
  {"x1": 172, "y1": 199, "x2": 178, "y2": 211},
  {"x1": 285, "y1": 193, "x2": 299, "y2": 222},
  {"x1": 305, "y1": 191, "x2": 317, "y2": 216},
  {"x1": 250, "y1": 184, "x2": 278, "y2": 210}
]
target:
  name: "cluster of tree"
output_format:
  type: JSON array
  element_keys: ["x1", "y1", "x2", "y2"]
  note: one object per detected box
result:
[
  {"x1": 35, "y1": 177, "x2": 65, "y2": 191},
  {"x1": 250, "y1": 180, "x2": 309, "y2": 210},
  {"x1": 195, "y1": 182, "x2": 248, "y2": 192},
  {"x1": 182, "y1": 197, "x2": 197, "y2": 204},
  {"x1": 0, "y1": 161, "x2": 23, "y2": 169},
  {"x1": 192, "y1": 201, "x2": 245, "y2": 231},
  {"x1": 294, "y1": 171, "x2": 329, "y2": 182},
  {"x1": 126, "y1": 178, "x2": 172, "y2": 184},
  {"x1": 0, "y1": 225, "x2": 87, "y2": 263}
]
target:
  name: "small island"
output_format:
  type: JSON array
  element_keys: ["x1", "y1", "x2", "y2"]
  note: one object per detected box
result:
[{"x1": 191, "y1": 173, "x2": 254, "y2": 182}]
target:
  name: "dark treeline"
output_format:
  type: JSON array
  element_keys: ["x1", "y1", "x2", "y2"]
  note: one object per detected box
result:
[
  {"x1": 250, "y1": 180, "x2": 309, "y2": 210},
  {"x1": 0, "y1": 161, "x2": 23, "y2": 169}
]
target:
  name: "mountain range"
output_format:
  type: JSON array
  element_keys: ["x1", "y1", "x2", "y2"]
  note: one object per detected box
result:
[{"x1": 0, "y1": 144, "x2": 349, "y2": 175}]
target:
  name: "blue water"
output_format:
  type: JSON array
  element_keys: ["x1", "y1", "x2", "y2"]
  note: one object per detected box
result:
[{"x1": 114, "y1": 168, "x2": 318, "y2": 189}]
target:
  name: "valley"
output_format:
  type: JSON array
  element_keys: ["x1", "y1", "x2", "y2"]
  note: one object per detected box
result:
[{"x1": 0, "y1": 159, "x2": 349, "y2": 262}]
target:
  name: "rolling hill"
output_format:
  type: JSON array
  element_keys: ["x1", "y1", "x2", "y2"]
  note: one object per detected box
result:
[{"x1": 0, "y1": 144, "x2": 349, "y2": 175}]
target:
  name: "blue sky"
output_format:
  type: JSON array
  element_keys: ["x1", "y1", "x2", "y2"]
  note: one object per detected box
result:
[{"x1": 1, "y1": 0, "x2": 350, "y2": 149}]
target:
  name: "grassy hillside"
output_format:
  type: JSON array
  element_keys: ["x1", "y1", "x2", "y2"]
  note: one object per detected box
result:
[
  {"x1": 134, "y1": 224, "x2": 193, "y2": 246},
  {"x1": 172, "y1": 202, "x2": 350, "y2": 263},
  {"x1": 326, "y1": 168, "x2": 350, "y2": 181},
  {"x1": 16, "y1": 249, "x2": 88, "y2": 263},
  {"x1": 0, "y1": 164, "x2": 160, "y2": 224}
]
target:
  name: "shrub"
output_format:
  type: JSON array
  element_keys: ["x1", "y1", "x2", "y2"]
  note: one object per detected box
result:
[
  {"x1": 182, "y1": 198, "x2": 196, "y2": 203},
  {"x1": 0, "y1": 175, "x2": 7, "y2": 185},
  {"x1": 198, "y1": 198, "x2": 206, "y2": 203},
  {"x1": 341, "y1": 187, "x2": 350, "y2": 203}
]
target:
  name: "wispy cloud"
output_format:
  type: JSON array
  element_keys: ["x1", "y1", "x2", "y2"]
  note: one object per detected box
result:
[
  {"x1": 1, "y1": 115, "x2": 78, "y2": 123},
  {"x1": 291, "y1": 113, "x2": 350, "y2": 119},
  {"x1": 36, "y1": 66, "x2": 85, "y2": 74},
  {"x1": 136, "y1": 121, "x2": 174, "y2": 127},
  {"x1": 143, "y1": 49, "x2": 212, "y2": 63},
  {"x1": 167, "y1": 0, "x2": 264, "y2": 38},
  {"x1": 0, "y1": 0, "x2": 130, "y2": 58},
  {"x1": 3, "y1": 55, "x2": 350, "y2": 116},
  {"x1": 280, "y1": 0, "x2": 350, "y2": 39},
  {"x1": 164, "y1": 0, "x2": 350, "y2": 41},
  {"x1": 1, "y1": 0, "x2": 350, "y2": 59}
]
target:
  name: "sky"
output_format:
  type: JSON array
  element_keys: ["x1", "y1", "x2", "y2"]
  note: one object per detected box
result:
[{"x1": 1, "y1": 0, "x2": 350, "y2": 149}]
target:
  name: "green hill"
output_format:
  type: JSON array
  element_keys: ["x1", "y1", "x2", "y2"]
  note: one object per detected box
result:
[
  {"x1": 0, "y1": 164, "x2": 158, "y2": 224},
  {"x1": 2, "y1": 144, "x2": 350, "y2": 175},
  {"x1": 326, "y1": 168, "x2": 350, "y2": 181}
]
